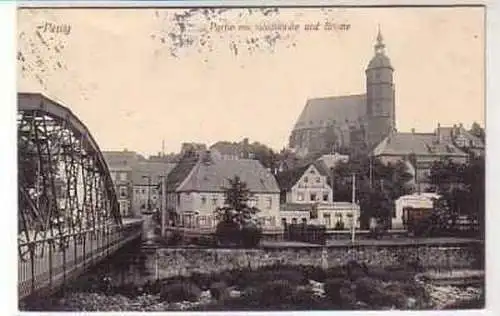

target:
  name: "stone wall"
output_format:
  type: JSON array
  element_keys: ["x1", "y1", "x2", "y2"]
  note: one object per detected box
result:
[{"x1": 146, "y1": 242, "x2": 483, "y2": 281}]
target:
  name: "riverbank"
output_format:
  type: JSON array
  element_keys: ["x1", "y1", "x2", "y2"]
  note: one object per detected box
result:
[{"x1": 23, "y1": 263, "x2": 484, "y2": 311}]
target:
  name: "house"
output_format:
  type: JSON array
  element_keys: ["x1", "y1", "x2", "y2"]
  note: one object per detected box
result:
[
  {"x1": 165, "y1": 151, "x2": 280, "y2": 230},
  {"x1": 103, "y1": 149, "x2": 142, "y2": 217},
  {"x1": 131, "y1": 161, "x2": 176, "y2": 215},
  {"x1": 436, "y1": 123, "x2": 485, "y2": 157},
  {"x1": 394, "y1": 193, "x2": 440, "y2": 229},
  {"x1": 371, "y1": 127, "x2": 469, "y2": 191},
  {"x1": 180, "y1": 142, "x2": 207, "y2": 156},
  {"x1": 276, "y1": 162, "x2": 360, "y2": 229},
  {"x1": 210, "y1": 138, "x2": 255, "y2": 160}
]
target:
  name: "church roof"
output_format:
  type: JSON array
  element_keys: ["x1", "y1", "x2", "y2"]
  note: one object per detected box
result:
[
  {"x1": 372, "y1": 132, "x2": 468, "y2": 157},
  {"x1": 293, "y1": 94, "x2": 366, "y2": 131}
]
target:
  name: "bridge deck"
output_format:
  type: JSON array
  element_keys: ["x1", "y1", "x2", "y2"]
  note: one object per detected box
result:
[{"x1": 19, "y1": 220, "x2": 143, "y2": 301}]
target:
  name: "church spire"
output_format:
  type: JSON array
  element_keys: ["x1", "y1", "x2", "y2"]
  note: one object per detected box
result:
[{"x1": 374, "y1": 24, "x2": 385, "y2": 54}]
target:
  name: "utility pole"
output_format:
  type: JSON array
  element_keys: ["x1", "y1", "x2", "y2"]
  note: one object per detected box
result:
[
  {"x1": 351, "y1": 173, "x2": 356, "y2": 243},
  {"x1": 369, "y1": 155, "x2": 373, "y2": 188},
  {"x1": 330, "y1": 167, "x2": 335, "y2": 202},
  {"x1": 159, "y1": 175, "x2": 166, "y2": 237},
  {"x1": 142, "y1": 175, "x2": 152, "y2": 215}
]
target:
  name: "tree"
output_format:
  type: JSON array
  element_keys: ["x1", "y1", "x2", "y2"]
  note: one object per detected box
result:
[
  {"x1": 214, "y1": 175, "x2": 262, "y2": 247},
  {"x1": 428, "y1": 155, "x2": 485, "y2": 238},
  {"x1": 469, "y1": 122, "x2": 485, "y2": 142},
  {"x1": 330, "y1": 156, "x2": 414, "y2": 229}
]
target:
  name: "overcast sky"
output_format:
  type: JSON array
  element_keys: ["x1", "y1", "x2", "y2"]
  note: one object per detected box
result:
[{"x1": 17, "y1": 6, "x2": 484, "y2": 156}]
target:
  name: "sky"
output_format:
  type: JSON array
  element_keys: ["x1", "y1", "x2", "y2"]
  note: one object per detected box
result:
[{"x1": 17, "y1": 6, "x2": 485, "y2": 156}]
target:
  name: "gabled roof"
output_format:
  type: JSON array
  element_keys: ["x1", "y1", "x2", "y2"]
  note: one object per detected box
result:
[
  {"x1": 132, "y1": 161, "x2": 177, "y2": 185},
  {"x1": 372, "y1": 132, "x2": 468, "y2": 157},
  {"x1": 165, "y1": 155, "x2": 199, "y2": 191},
  {"x1": 293, "y1": 94, "x2": 366, "y2": 131},
  {"x1": 174, "y1": 156, "x2": 279, "y2": 193},
  {"x1": 276, "y1": 162, "x2": 330, "y2": 191}
]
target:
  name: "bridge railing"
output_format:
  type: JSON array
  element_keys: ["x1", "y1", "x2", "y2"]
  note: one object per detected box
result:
[{"x1": 18, "y1": 220, "x2": 142, "y2": 301}]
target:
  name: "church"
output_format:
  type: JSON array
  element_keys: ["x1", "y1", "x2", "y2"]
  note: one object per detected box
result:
[{"x1": 289, "y1": 28, "x2": 396, "y2": 157}]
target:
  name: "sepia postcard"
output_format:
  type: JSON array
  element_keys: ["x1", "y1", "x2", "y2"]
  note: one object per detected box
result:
[{"x1": 16, "y1": 2, "x2": 488, "y2": 313}]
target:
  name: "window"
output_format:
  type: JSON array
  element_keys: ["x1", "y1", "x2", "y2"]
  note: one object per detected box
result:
[
  {"x1": 292, "y1": 218, "x2": 298, "y2": 224},
  {"x1": 281, "y1": 218, "x2": 287, "y2": 227},
  {"x1": 266, "y1": 197, "x2": 272, "y2": 209},
  {"x1": 316, "y1": 177, "x2": 321, "y2": 183},
  {"x1": 201, "y1": 196, "x2": 207, "y2": 205},
  {"x1": 212, "y1": 197, "x2": 217, "y2": 206},
  {"x1": 142, "y1": 189, "x2": 146, "y2": 194},
  {"x1": 302, "y1": 218, "x2": 307, "y2": 224},
  {"x1": 119, "y1": 172, "x2": 127, "y2": 181},
  {"x1": 303, "y1": 176, "x2": 309, "y2": 183},
  {"x1": 119, "y1": 187, "x2": 128, "y2": 198},
  {"x1": 119, "y1": 201, "x2": 129, "y2": 217},
  {"x1": 297, "y1": 193, "x2": 304, "y2": 201},
  {"x1": 310, "y1": 193, "x2": 317, "y2": 201},
  {"x1": 324, "y1": 214, "x2": 331, "y2": 227},
  {"x1": 323, "y1": 193, "x2": 329, "y2": 202}
]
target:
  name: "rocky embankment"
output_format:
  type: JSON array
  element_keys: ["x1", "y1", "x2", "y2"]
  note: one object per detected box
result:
[
  {"x1": 425, "y1": 285, "x2": 483, "y2": 309},
  {"x1": 44, "y1": 281, "x2": 482, "y2": 311}
]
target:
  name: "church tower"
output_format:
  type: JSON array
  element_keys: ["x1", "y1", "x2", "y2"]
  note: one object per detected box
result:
[{"x1": 365, "y1": 26, "x2": 395, "y2": 148}]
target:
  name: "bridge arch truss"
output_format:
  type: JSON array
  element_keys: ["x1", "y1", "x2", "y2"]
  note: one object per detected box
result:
[{"x1": 17, "y1": 93, "x2": 140, "y2": 302}]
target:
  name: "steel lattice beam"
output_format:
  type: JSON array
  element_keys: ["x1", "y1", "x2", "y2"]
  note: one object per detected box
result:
[{"x1": 18, "y1": 93, "x2": 122, "y2": 261}]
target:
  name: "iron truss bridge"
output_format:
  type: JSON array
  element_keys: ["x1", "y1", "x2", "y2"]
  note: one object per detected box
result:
[{"x1": 17, "y1": 93, "x2": 143, "y2": 302}]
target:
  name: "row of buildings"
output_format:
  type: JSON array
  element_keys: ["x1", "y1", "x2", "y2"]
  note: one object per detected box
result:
[{"x1": 104, "y1": 146, "x2": 359, "y2": 232}]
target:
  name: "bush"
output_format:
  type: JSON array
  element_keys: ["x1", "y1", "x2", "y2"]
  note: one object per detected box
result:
[
  {"x1": 300, "y1": 265, "x2": 327, "y2": 282},
  {"x1": 290, "y1": 288, "x2": 326, "y2": 309},
  {"x1": 346, "y1": 260, "x2": 368, "y2": 281},
  {"x1": 354, "y1": 277, "x2": 408, "y2": 309},
  {"x1": 240, "y1": 223, "x2": 262, "y2": 248},
  {"x1": 259, "y1": 280, "x2": 295, "y2": 307},
  {"x1": 190, "y1": 272, "x2": 213, "y2": 290},
  {"x1": 160, "y1": 282, "x2": 202, "y2": 303},
  {"x1": 324, "y1": 278, "x2": 352, "y2": 307},
  {"x1": 209, "y1": 281, "x2": 230, "y2": 301},
  {"x1": 215, "y1": 221, "x2": 240, "y2": 245},
  {"x1": 168, "y1": 231, "x2": 183, "y2": 245}
]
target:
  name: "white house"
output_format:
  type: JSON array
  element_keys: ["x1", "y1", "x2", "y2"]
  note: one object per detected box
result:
[
  {"x1": 165, "y1": 151, "x2": 281, "y2": 231},
  {"x1": 393, "y1": 192, "x2": 440, "y2": 229},
  {"x1": 276, "y1": 162, "x2": 360, "y2": 229}
]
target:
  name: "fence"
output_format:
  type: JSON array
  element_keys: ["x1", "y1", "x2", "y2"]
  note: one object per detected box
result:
[
  {"x1": 284, "y1": 224, "x2": 326, "y2": 245},
  {"x1": 18, "y1": 220, "x2": 142, "y2": 301}
]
